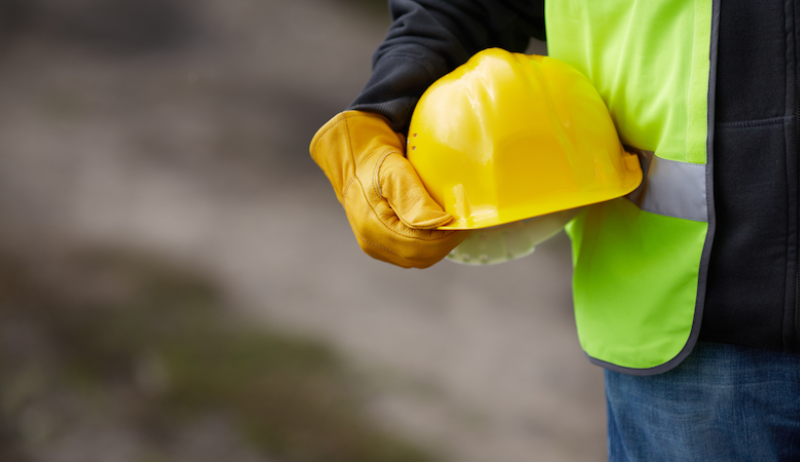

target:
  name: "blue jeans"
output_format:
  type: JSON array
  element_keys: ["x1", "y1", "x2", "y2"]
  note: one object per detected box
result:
[{"x1": 605, "y1": 341, "x2": 800, "y2": 462}]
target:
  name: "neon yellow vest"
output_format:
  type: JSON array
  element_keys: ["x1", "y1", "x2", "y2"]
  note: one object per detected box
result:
[{"x1": 547, "y1": 1, "x2": 719, "y2": 374}]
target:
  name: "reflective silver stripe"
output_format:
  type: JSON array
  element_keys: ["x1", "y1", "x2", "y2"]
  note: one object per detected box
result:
[{"x1": 625, "y1": 149, "x2": 708, "y2": 222}]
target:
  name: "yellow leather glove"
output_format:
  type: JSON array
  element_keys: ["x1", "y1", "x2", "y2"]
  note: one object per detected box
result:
[{"x1": 310, "y1": 111, "x2": 468, "y2": 268}]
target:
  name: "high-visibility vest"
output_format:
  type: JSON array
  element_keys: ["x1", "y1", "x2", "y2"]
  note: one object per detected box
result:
[{"x1": 547, "y1": 1, "x2": 719, "y2": 374}]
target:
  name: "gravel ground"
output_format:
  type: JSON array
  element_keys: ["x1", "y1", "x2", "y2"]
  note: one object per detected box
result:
[{"x1": 0, "y1": 1, "x2": 606, "y2": 461}]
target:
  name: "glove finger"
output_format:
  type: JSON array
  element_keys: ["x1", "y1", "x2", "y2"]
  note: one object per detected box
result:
[
  {"x1": 345, "y1": 178, "x2": 469, "y2": 268},
  {"x1": 356, "y1": 215, "x2": 469, "y2": 268},
  {"x1": 376, "y1": 152, "x2": 452, "y2": 229}
]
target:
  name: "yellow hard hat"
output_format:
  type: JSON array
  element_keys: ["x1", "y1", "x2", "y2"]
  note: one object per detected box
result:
[{"x1": 407, "y1": 48, "x2": 642, "y2": 230}]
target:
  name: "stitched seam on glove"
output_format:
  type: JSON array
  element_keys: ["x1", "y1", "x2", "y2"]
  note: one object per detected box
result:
[
  {"x1": 351, "y1": 177, "x2": 458, "y2": 243},
  {"x1": 309, "y1": 112, "x2": 346, "y2": 154},
  {"x1": 312, "y1": 112, "x2": 389, "y2": 153},
  {"x1": 350, "y1": 225, "x2": 434, "y2": 267},
  {"x1": 343, "y1": 113, "x2": 358, "y2": 181},
  {"x1": 373, "y1": 149, "x2": 396, "y2": 198},
  {"x1": 351, "y1": 228, "x2": 395, "y2": 255},
  {"x1": 373, "y1": 151, "x2": 451, "y2": 230},
  {"x1": 403, "y1": 220, "x2": 447, "y2": 230},
  {"x1": 342, "y1": 177, "x2": 357, "y2": 202},
  {"x1": 385, "y1": 188, "x2": 451, "y2": 230}
]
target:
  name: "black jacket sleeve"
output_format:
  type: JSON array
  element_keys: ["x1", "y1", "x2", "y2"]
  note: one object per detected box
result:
[{"x1": 348, "y1": 0, "x2": 545, "y2": 133}]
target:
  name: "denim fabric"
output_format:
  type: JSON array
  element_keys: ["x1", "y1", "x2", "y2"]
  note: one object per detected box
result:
[{"x1": 606, "y1": 342, "x2": 800, "y2": 462}]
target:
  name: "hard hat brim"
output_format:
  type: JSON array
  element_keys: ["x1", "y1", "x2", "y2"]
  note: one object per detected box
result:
[{"x1": 436, "y1": 162, "x2": 642, "y2": 230}]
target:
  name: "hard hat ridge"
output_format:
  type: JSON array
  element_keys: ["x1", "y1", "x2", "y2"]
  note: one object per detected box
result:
[{"x1": 407, "y1": 48, "x2": 642, "y2": 231}]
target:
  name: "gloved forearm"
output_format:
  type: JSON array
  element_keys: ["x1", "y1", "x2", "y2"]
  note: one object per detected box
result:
[{"x1": 349, "y1": 0, "x2": 545, "y2": 133}]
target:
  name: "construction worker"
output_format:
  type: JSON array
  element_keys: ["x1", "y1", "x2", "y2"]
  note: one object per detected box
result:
[{"x1": 310, "y1": 1, "x2": 800, "y2": 461}]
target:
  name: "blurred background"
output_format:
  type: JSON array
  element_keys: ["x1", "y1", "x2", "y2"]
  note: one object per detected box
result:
[{"x1": 0, "y1": 1, "x2": 605, "y2": 461}]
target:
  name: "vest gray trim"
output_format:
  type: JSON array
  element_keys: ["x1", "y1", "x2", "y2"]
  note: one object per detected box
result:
[{"x1": 625, "y1": 149, "x2": 708, "y2": 223}]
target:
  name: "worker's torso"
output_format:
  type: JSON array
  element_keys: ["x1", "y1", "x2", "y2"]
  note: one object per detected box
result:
[
  {"x1": 702, "y1": 0, "x2": 800, "y2": 352},
  {"x1": 547, "y1": 0, "x2": 800, "y2": 373}
]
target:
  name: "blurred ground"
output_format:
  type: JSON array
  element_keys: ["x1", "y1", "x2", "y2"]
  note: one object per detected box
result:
[
  {"x1": 0, "y1": 1, "x2": 605, "y2": 461},
  {"x1": 0, "y1": 249, "x2": 435, "y2": 462}
]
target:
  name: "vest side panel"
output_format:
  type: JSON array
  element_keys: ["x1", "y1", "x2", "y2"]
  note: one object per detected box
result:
[
  {"x1": 567, "y1": 199, "x2": 707, "y2": 369},
  {"x1": 550, "y1": 0, "x2": 716, "y2": 372}
]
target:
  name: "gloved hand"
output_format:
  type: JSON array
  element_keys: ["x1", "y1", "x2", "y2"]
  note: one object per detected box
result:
[{"x1": 310, "y1": 110, "x2": 468, "y2": 268}]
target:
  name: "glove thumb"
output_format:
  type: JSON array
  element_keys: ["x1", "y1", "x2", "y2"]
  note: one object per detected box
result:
[{"x1": 376, "y1": 152, "x2": 453, "y2": 229}]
